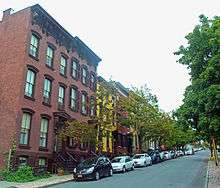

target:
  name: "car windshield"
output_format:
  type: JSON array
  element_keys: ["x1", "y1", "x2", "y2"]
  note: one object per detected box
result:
[
  {"x1": 111, "y1": 157, "x2": 124, "y2": 163},
  {"x1": 133, "y1": 155, "x2": 144, "y2": 159},
  {"x1": 79, "y1": 157, "x2": 98, "y2": 167},
  {"x1": 148, "y1": 151, "x2": 154, "y2": 155}
]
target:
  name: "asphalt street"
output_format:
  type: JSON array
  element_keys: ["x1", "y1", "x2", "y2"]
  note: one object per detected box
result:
[{"x1": 51, "y1": 150, "x2": 209, "y2": 188}]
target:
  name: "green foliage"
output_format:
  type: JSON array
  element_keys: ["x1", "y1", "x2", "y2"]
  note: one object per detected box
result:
[
  {"x1": 58, "y1": 121, "x2": 97, "y2": 147},
  {"x1": 0, "y1": 166, "x2": 51, "y2": 183},
  {"x1": 120, "y1": 85, "x2": 196, "y2": 149},
  {"x1": 175, "y1": 14, "x2": 220, "y2": 142}
]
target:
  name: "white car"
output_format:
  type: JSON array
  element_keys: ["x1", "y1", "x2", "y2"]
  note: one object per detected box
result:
[
  {"x1": 163, "y1": 151, "x2": 172, "y2": 160},
  {"x1": 176, "y1": 150, "x2": 184, "y2": 157},
  {"x1": 133, "y1": 153, "x2": 152, "y2": 167},
  {"x1": 111, "y1": 156, "x2": 134, "y2": 173},
  {"x1": 185, "y1": 149, "x2": 194, "y2": 155}
]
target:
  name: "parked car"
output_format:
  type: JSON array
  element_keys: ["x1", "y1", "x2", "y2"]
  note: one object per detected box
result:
[
  {"x1": 147, "y1": 150, "x2": 161, "y2": 164},
  {"x1": 185, "y1": 148, "x2": 195, "y2": 155},
  {"x1": 73, "y1": 156, "x2": 113, "y2": 181},
  {"x1": 176, "y1": 150, "x2": 184, "y2": 157},
  {"x1": 217, "y1": 146, "x2": 220, "y2": 152},
  {"x1": 163, "y1": 151, "x2": 172, "y2": 160},
  {"x1": 111, "y1": 156, "x2": 134, "y2": 173},
  {"x1": 170, "y1": 150, "x2": 177, "y2": 159},
  {"x1": 159, "y1": 151, "x2": 165, "y2": 161},
  {"x1": 133, "y1": 153, "x2": 152, "y2": 167}
]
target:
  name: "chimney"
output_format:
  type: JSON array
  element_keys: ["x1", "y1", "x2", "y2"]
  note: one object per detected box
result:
[{"x1": 2, "y1": 8, "x2": 13, "y2": 21}]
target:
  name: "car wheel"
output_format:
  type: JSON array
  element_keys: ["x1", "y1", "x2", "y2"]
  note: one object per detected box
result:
[
  {"x1": 122, "y1": 166, "x2": 126, "y2": 173},
  {"x1": 109, "y1": 168, "x2": 113, "y2": 176},
  {"x1": 95, "y1": 171, "x2": 100, "y2": 180},
  {"x1": 150, "y1": 160, "x2": 152, "y2": 166},
  {"x1": 131, "y1": 164, "x2": 135, "y2": 170},
  {"x1": 144, "y1": 161, "x2": 147, "y2": 167}
]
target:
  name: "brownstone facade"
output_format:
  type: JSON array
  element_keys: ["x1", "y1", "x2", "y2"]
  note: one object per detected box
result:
[{"x1": 0, "y1": 5, "x2": 101, "y2": 171}]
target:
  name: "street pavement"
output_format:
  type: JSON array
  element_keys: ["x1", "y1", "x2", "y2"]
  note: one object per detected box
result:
[{"x1": 51, "y1": 150, "x2": 209, "y2": 188}]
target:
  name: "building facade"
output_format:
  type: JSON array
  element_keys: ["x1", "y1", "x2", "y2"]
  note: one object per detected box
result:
[
  {"x1": 0, "y1": 4, "x2": 101, "y2": 171},
  {"x1": 96, "y1": 76, "x2": 117, "y2": 157},
  {"x1": 112, "y1": 82, "x2": 134, "y2": 155}
]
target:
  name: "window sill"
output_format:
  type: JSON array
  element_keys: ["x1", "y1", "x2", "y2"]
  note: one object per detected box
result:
[
  {"x1": 45, "y1": 64, "x2": 54, "y2": 71},
  {"x1": 71, "y1": 75, "x2": 79, "y2": 81},
  {"x1": 39, "y1": 147, "x2": 49, "y2": 152},
  {"x1": 19, "y1": 145, "x2": 31, "y2": 149},
  {"x1": 81, "y1": 112, "x2": 87, "y2": 116},
  {"x1": 81, "y1": 82, "x2": 88, "y2": 87},
  {"x1": 58, "y1": 106, "x2": 65, "y2": 111},
  {"x1": 69, "y1": 106, "x2": 78, "y2": 112},
  {"x1": 29, "y1": 54, "x2": 39, "y2": 61},
  {"x1": 59, "y1": 73, "x2": 67, "y2": 78},
  {"x1": 42, "y1": 101, "x2": 52, "y2": 107},
  {"x1": 24, "y1": 95, "x2": 35, "y2": 101}
]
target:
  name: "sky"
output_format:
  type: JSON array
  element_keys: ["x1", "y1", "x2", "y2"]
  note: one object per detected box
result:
[{"x1": 1, "y1": 0, "x2": 220, "y2": 112}]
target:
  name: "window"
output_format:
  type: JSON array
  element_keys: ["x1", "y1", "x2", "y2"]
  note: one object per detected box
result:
[
  {"x1": 82, "y1": 67, "x2": 88, "y2": 85},
  {"x1": 46, "y1": 46, "x2": 54, "y2": 67},
  {"x1": 69, "y1": 137, "x2": 75, "y2": 147},
  {"x1": 29, "y1": 34, "x2": 39, "y2": 58},
  {"x1": 80, "y1": 142, "x2": 88, "y2": 150},
  {"x1": 39, "y1": 158, "x2": 46, "y2": 167},
  {"x1": 25, "y1": 70, "x2": 36, "y2": 98},
  {"x1": 70, "y1": 87, "x2": 78, "y2": 111},
  {"x1": 43, "y1": 78, "x2": 52, "y2": 104},
  {"x1": 90, "y1": 73, "x2": 96, "y2": 90},
  {"x1": 71, "y1": 60, "x2": 79, "y2": 79},
  {"x1": 19, "y1": 156, "x2": 28, "y2": 166},
  {"x1": 39, "y1": 118, "x2": 49, "y2": 148},
  {"x1": 58, "y1": 86, "x2": 65, "y2": 108},
  {"x1": 81, "y1": 92, "x2": 87, "y2": 115},
  {"x1": 19, "y1": 113, "x2": 31, "y2": 145},
  {"x1": 60, "y1": 56, "x2": 67, "y2": 76},
  {"x1": 90, "y1": 97, "x2": 95, "y2": 116}
]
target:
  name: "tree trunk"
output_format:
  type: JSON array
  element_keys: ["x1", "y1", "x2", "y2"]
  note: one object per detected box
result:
[
  {"x1": 211, "y1": 135, "x2": 219, "y2": 166},
  {"x1": 136, "y1": 132, "x2": 140, "y2": 153}
]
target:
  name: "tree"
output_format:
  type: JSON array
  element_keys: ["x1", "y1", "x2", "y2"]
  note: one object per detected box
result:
[
  {"x1": 58, "y1": 121, "x2": 97, "y2": 149},
  {"x1": 120, "y1": 85, "x2": 197, "y2": 152},
  {"x1": 175, "y1": 15, "x2": 220, "y2": 164},
  {"x1": 120, "y1": 85, "x2": 160, "y2": 151}
]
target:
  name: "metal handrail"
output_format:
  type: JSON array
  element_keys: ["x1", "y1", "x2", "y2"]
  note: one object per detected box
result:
[{"x1": 66, "y1": 151, "x2": 77, "y2": 162}]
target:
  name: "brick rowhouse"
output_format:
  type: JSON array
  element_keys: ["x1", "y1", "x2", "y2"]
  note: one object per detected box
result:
[{"x1": 0, "y1": 4, "x2": 101, "y2": 172}]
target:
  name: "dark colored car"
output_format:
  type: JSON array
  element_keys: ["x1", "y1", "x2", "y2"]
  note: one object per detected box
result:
[
  {"x1": 73, "y1": 156, "x2": 113, "y2": 181},
  {"x1": 170, "y1": 150, "x2": 177, "y2": 159},
  {"x1": 147, "y1": 150, "x2": 161, "y2": 164}
]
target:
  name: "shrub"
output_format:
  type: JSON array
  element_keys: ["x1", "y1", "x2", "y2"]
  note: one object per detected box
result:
[{"x1": 0, "y1": 166, "x2": 52, "y2": 183}]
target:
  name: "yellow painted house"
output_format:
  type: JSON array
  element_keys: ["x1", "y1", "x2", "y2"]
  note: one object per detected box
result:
[{"x1": 96, "y1": 76, "x2": 117, "y2": 155}]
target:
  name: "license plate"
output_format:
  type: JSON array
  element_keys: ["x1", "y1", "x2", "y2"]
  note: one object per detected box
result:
[{"x1": 78, "y1": 174, "x2": 82, "y2": 178}]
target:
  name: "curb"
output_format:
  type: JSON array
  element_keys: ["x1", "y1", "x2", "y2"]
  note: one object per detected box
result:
[
  {"x1": 205, "y1": 160, "x2": 209, "y2": 188},
  {"x1": 38, "y1": 179, "x2": 73, "y2": 188},
  {"x1": 7, "y1": 178, "x2": 73, "y2": 188}
]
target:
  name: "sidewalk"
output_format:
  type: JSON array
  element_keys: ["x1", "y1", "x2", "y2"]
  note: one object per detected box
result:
[
  {"x1": 207, "y1": 160, "x2": 220, "y2": 188},
  {"x1": 0, "y1": 174, "x2": 73, "y2": 188}
]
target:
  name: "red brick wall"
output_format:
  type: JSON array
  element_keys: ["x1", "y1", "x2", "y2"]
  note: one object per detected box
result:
[
  {"x1": 0, "y1": 7, "x2": 97, "y2": 169},
  {"x1": 0, "y1": 8, "x2": 31, "y2": 169}
]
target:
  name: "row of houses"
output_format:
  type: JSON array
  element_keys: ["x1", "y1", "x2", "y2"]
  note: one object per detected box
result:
[{"x1": 0, "y1": 4, "x2": 151, "y2": 172}]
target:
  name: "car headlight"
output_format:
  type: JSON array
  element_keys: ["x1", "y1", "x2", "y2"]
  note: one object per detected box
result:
[
  {"x1": 86, "y1": 167, "x2": 94, "y2": 173},
  {"x1": 73, "y1": 168, "x2": 76, "y2": 173}
]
